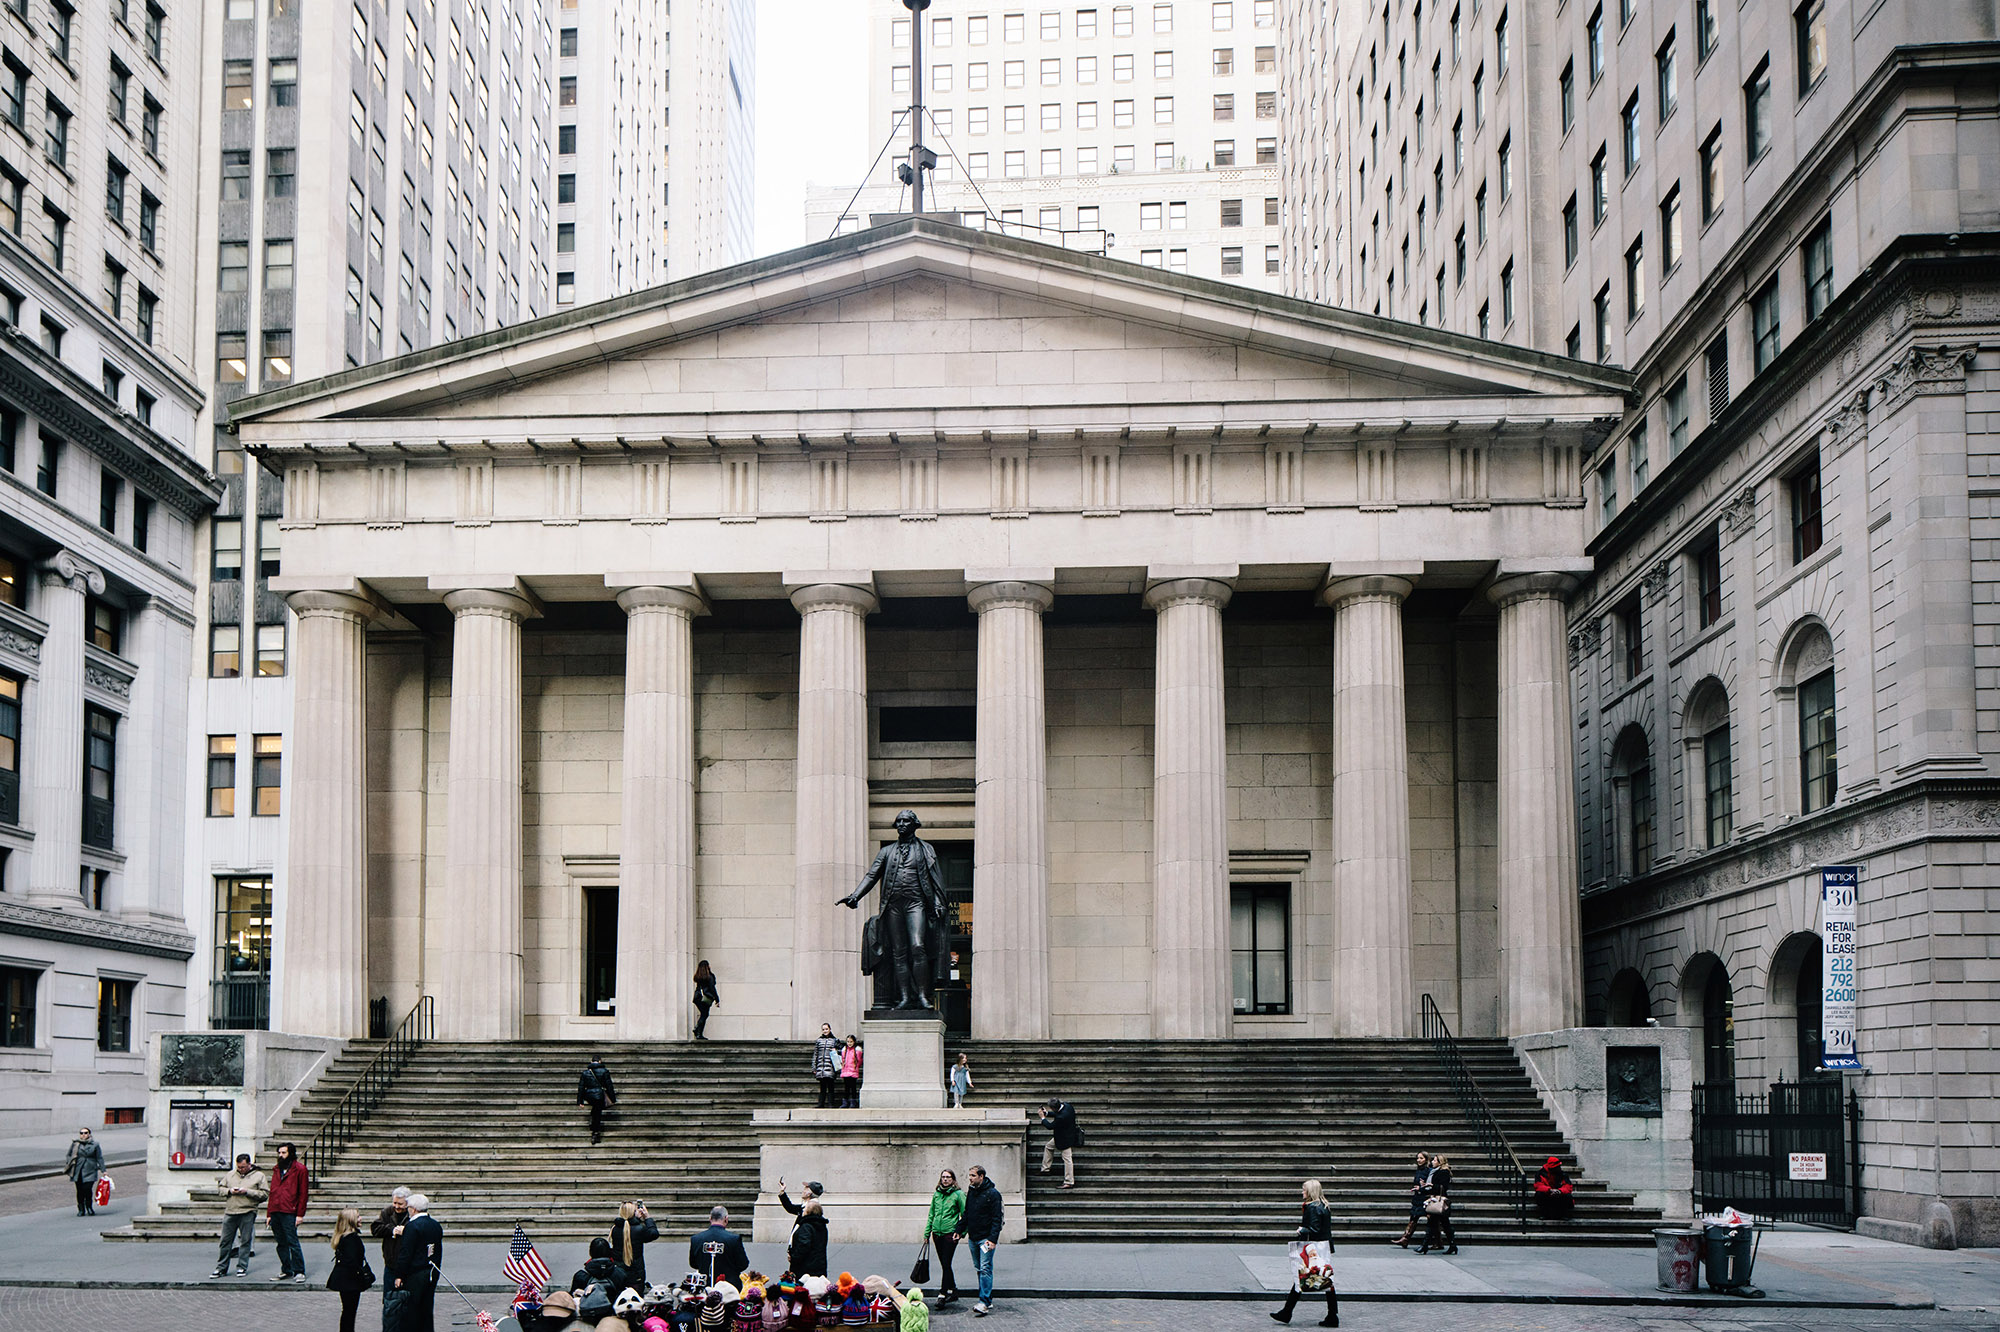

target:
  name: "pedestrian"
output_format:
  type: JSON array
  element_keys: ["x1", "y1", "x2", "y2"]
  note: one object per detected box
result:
[
  {"x1": 612, "y1": 1199, "x2": 661, "y2": 1286},
  {"x1": 1035, "y1": 1097, "x2": 1080, "y2": 1188},
  {"x1": 948, "y1": 1055, "x2": 973, "y2": 1109},
  {"x1": 782, "y1": 1190, "x2": 828, "y2": 1278},
  {"x1": 207, "y1": 1152, "x2": 267, "y2": 1279},
  {"x1": 571, "y1": 1235, "x2": 633, "y2": 1301},
  {"x1": 1269, "y1": 1178, "x2": 1337, "y2": 1327},
  {"x1": 64, "y1": 1126, "x2": 104, "y2": 1217},
  {"x1": 688, "y1": 1205, "x2": 749, "y2": 1287},
  {"x1": 327, "y1": 1206, "x2": 374, "y2": 1332},
  {"x1": 839, "y1": 1035, "x2": 864, "y2": 1108},
  {"x1": 1533, "y1": 1156, "x2": 1576, "y2": 1220},
  {"x1": 370, "y1": 1186, "x2": 411, "y2": 1273},
  {"x1": 390, "y1": 1192, "x2": 445, "y2": 1332},
  {"x1": 960, "y1": 1163, "x2": 1003, "y2": 1317},
  {"x1": 1419, "y1": 1154, "x2": 1458, "y2": 1255},
  {"x1": 1393, "y1": 1151, "x2": 1431, "y2": 1247},
  {"x1": 812, "y1": 1023, "x2": 841, "y2": 1108},
  {"x1": 267, "y1": 1141, "x2": 310, "y2": 1283},
  {"x1": 578, "y1": 1052, "x2": 618, "y2": 1144},
  {"x1": 693, "y1": 960, "x2": 721, "y2": 1041},
  {"x1": 924, "y1": 1168, "x2": 965, "y2": 1305}
]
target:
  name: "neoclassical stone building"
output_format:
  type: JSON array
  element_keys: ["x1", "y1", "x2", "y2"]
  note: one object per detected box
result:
[{"x1": 230, "y1": 220, "x2": 1623, "y2": 1049}]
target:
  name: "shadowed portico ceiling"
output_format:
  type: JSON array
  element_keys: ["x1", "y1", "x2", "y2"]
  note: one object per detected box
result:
[{"x1": 228, "y1": 217, "x2": 1630, "y2": 454}]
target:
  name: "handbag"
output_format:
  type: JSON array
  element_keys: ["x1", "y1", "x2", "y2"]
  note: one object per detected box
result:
[
  {"x1": 1425, "y1": 1195, "x2": 1448, "y2": 1216},
  {"x1": 910, "y1": 1232, "x2": 932, "y2": 1286}
]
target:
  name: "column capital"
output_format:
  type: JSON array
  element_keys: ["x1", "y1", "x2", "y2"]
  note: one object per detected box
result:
[
  {"x1": 285, "y1": 589, "x2": 382, "y2": 623},
  {"x1": 1143, "y1": 576, "x2": 1233, "y2": 612},
  {"x1": 1488, "y1": 571, "x2": 1580, "y2": 610},
  {"x1": 788, "y1": 581, "x2": 879, "y2": 615},
  {"x1": 439, "y1": 585, "x2": 540, "y2": 621},
  {"x1": 1320, "y1": 574, "x2": 1414, "y2": 609},
  {"x1": 39, "y1": 550, "x2": 105, "y2": 596},
  {"x1": 967, "y1": 573, "x2": 1054, "y2": 615},
  {"x1": 615, "y1": 584, "x2": 709, "y2": 618}
]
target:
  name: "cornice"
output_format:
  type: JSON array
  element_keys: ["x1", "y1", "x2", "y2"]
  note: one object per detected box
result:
[{"x1": 0, "y1": 899, "x2": 195, "y2": 960}]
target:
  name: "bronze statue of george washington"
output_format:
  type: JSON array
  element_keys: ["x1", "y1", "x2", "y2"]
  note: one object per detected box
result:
[{"x1": 839, "y1": 808, "x2": 948, "y2": 1011}]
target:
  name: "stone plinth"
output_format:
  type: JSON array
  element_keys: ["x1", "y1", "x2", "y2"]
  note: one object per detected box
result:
[
  {"x1": 1510, "y1": 1025, "x2": 1695, "y2": 1220},
  {"x1": 751, "y1": 1107, "x2": 1029, "y2": 1245},
  {"x1": 143, "y1": 1031, "x2": 346, "y2": 1212},
  {"x1": 857, "y1": 1016, "x2": 946, "y2": 1109}
]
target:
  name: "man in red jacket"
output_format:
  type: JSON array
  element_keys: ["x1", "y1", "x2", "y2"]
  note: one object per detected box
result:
[{"x1": 266, "y1": 1142, "x2": 311, "y2": 1283}]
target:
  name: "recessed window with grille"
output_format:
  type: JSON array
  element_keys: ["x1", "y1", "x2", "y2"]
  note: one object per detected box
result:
[
  {"x1": 1629, "y1": 761, "x2": 1655, "y2": 874},
  {"x1": 0, "y1": 672, "x2": 18, "y2": 824},
  {"x1": 1789, "y1": 453, "x2": 1823, "y2": 563},
  {"x1": 1704, "y1": 723, "x2": 1732, "y2": 846},
  {"x1": 212, "y1": 876, "x2": 271, "y2": 1029},
  {"x1": 1705, "y1": 335, "x2": 1729, "y2": 416},
  {"x1": 97, "y1": 978, "x2": 133, "y2": 1051},
  {"x1": 0, "y1": 965, "x2": 34, "y2": 1047},
  {"x1": 879, "y1": 706, "x2": 976, "y2": 745},
  {"x1": 83, "y1": 706, "x2": 116, "y2": 849},
  {"x1": 1230, "y1": 883, "x2": 1290, "y2": 1014},
  {"x1": 1693, "y1": 533, "x2": 1722, "y2": 627}
]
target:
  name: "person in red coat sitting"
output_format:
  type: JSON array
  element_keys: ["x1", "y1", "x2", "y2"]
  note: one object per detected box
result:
[{"x1": 1533, "y1": 1156, "x2": 1575, "y2": 1220}]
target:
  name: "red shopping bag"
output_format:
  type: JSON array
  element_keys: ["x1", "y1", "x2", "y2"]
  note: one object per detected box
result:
[{"x1": 94, "y1": 1176, "x2": 113, "y2": 1208}]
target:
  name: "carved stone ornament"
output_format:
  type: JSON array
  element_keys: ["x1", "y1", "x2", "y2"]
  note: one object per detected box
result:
[
  {"x1": 161, "y1": 1033, "x2": 247, "y2": 1088},
  {"x1": 46, "y1": 551, "x2": 107, "y2": 596},
  {"x1": 1641, "y1": 560, "x2": 1673, "y2": 607},
  {"x1": 1568, "y1": 618, "x2": 1602, "y2": 668},
  {"x1": 1824, "y1": 390, "x2": 1868, "y2": 445},
  {"x1": 84, "y1": 663, "x2": 133, "y2": 700},
  {"x1": 1879, "y1": 345, "x2": 1974, "y2": 408},
  {"x1": 1607, "y1": 1046, "x2": 1664, "y2": 1118},
  {"x1": 0, "y1": 624, "x2": 41, "y2": 662},
  {"x1": 1720, "y1": 488, "x2": 1757, "y2": 542}
]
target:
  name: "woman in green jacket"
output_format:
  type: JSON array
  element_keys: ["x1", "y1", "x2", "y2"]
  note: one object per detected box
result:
[{"x1": 925, "y1": 1168, "x2": 966, "y2": 1305}]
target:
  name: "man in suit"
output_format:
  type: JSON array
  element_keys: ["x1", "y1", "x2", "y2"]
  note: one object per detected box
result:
[
  {"x1": 386, "y1": 1192, "x2": 444, "y2": 1332},
  {"x1": 686, "y1": 1205, "x2": 748, "y2": 1287}
]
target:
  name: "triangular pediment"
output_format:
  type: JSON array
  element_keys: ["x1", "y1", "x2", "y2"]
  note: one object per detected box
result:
[{"x1": 233, "y1": 218, "x2": 1629, "y2": 433}]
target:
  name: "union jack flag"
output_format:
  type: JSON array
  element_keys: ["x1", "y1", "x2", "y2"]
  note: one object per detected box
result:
[{"x1": 501, "y1": 1222, "x2": 551, "y2": 1292}]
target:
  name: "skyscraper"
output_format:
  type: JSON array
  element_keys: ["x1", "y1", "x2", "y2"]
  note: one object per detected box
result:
[{"x1": 0, "y1": 0, "x2": 216, "y2": 1132}]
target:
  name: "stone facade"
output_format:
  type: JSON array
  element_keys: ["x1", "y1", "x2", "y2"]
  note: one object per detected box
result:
[{"x1": 230, "y1": 220, "x2": 1624, "y2": 1050}]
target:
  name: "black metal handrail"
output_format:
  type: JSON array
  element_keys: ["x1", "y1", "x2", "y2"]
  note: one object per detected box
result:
[
  {"x1": 305, "y1": 996, "x2": 434, "y2": 1178},
  {"x1": 1419, "y1": 994, "x2": 1530, "y2": 1229}
]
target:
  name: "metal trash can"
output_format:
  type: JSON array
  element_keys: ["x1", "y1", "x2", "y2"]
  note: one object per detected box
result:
[
  {"x1": 1703, "y1": 1223, "x2": 1756, "y2": 1289},
  {"x1": 1654, "y1": 1227, "x2": 1702, "y2": 1292}
]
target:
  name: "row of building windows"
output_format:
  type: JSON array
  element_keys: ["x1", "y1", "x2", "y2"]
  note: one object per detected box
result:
[
  {"x1": 939, "y1": 92, "x2": 1277, "y2": 133},
  {"x1": 0, "y1": 965, "x2": 135, "y2": 1052},
  {"x1": 0, "y1": 406, "x2": 158, "y2": 547},
  {"x1": 891, "y1": 2, "x2": 1277, "y2": 47},
  {"x1": 0, "y1": 672, "x2": 120, "y2": 849},
  {"x1": 1137, "y1": 243, "x2": 1277, "y2": 275},
  {"x1": 962, "y1": 137, "x2": 1275, "y2": 177},
  {"x1": 205, "y1": 733, "x2": 281, "y2": 817},
  {"x1": 894, "y1": 52, "x2": 1278, "y2": 92}
]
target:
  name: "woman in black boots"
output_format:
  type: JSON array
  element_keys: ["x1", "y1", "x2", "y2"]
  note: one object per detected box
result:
[
  {"x1": 1419, "y1": 1153, "x2": 1459, "y2": 1254},
  {"x1": 1271, "y1": 1178, "x2": 1338, "y2": 1327}
]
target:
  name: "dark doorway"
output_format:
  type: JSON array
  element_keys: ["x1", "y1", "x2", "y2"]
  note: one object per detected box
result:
[
  {"x1": 936, "y1": 842, "x2": 974, "y2": 1036},
  {"x1": 1796, "y1": 945, "x2": 1827, "y2": 1077},
  {"x1": 1702, "y1": 964, "x2": 1736, "y2": 1093},
  {"x1": 583, "y1": 886, "x2": 618, "y2": 1017}
]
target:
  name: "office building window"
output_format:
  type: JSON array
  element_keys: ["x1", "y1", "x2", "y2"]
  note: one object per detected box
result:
[
  {"x1": 1803, "y1": 216, "x2": 1833, "y2": 319},
  {"x1": 256, "y1": 622, "x2": 286, "y2": 676},
  {"x1": 1587, "y1": 5, "x2": 1604, "y2": 80},
  {"x1": 262, "y1": 331, "x2": 292, "y2": 385},
  {"x1": 212, "y1": 519, "x2": 243, "y2": 580},
  {"x1": 1626, "y1": 236, "x2": 1645, "y2": 318},
  {"x1": 1704, "y1": 722, "x2": 1733, "y2": 847},
  {"x1": 1751, "y1": 275, "x2": 1781, "y2": 372},
  {"x1": 1694, "y1": 533, "x2": 1722, "y2": 628},
  {"x1": 1745, "y1": 58, "x2": 1772, "y2": 161},
  {"x1": 1563, "y1": 194, "x2": 1578, "y2": 266},
  {"x1": 1590, "y1": 148, "x2": 1608, "y2": 224},
  {"x1": 1658, "y1": 31, "x2": 1678, "y2": 119},
  {"x1": 1621, "y1": 92, "x2": 1640, "y2": 174},
  {"x1": 1, "y1": 966, "x2": 35, "y2": 1047},
  {"x1": 1221, "y1": 246, "x2": 1243, "y2": 274},
  {"x1": 207, "y1": 736, "x2": 236, "y2": 816},
  {"x1": 83, "y1": 707, "x2": 115, "y2": 850},
  {"x1": 218, "y1": 243, "x2": 249, "y2": 293},
  {"x1": 1700, "y1": 126, "x2": 1724, "y2": 220},
  {"x1": 1594, "y1": 284, "x2": 1611, "y2": 361},
  {"x1": 1666, "y1": 374, "x2": 1690, "y2": 455},
  {"x1": 36, "y1": 436, "x2": 58, "y2": 496},
  {"x1": 1789, "y1": 453, "x2": 1823, "y2": 563},
  {"x1": 223, "y1": 60, "x2": 253, "y2": 110},
  {"x1": 87, "y1": 598, "x2": 120, "y2": 653},
  {"x1": 1230, "y1": 883, "x2": 1291, "y2": 1014},
  {"x1": 1559, "y1": 59, "x2": 1574, "y2": 132},
  {"x1": 263, "y1": 241, "x2": 293, "y2": 291},
  {"x1": 1706, "y1": 334, "x2": 1730, "y2": 415},
  {"x1": 1799, "y1": 667, "x2": 1836, "y2": 812},
  {"x1": 251, "y1": 735, "x2": 281, "y2": 815},
  {"x1": 1661, "y1": 185, "x2": 1683, "y2": 270},
  {"x1": 1796, "y1": 0, "x2": 1827, "y2": 91},
  {"x1": 1697, "y1": 0, "x2": 1718, "y2": 59},
  {"x1": 211, "y1": 876, "x2": 272, "y2": 1030},
  {"x1": 210, "y1": 624, "x2": 241, "y2": 678},
  {"x1": 0, "y1": 671, "x2": 18, "y2": 824}
]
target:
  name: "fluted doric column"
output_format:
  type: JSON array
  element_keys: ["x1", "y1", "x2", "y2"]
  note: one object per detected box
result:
[
  {"x1": 1326, "y1": 574, "x2": 1416, "y2": 1037},
  {"x1": 279, "y1": 589, "x2": 376, "y2": 1037},
  {"x1": 968, "y1": 574, "x2": 1055, "y2": 1039},
  {"x1": 790, "y1": 580, "x2": 877, "y2": 1038},
  {"x1": 1145, "y1": 574, "x2": 1234, "y2": 1038},
  {"x1": 26, "y1": 552, "x2": 102, "y2": 906},
  {"x1": 436, "y1": 585, "x2": 535, "y2": 1040},
  {"x1": 1491, "y1": 572, "x2": 1584, "y2": 1035},
  {"x1": 614, "y1": 583, "x2": 707, "y2": 1041}
]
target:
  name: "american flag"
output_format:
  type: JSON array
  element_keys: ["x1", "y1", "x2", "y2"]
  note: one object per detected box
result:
[{"x1": 501, "y1": 1223, "x2": 551, "y2": 1292}]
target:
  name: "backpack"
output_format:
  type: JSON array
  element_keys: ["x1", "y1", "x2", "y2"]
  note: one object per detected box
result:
[{"x1": 577, "y1": 1281, "x2": 615, "y2": 1323}]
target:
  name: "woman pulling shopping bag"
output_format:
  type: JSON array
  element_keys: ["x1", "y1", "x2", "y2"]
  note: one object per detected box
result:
[{"x1": 1270, "y1": 1179, "x2": 1338, "y2": 1327}]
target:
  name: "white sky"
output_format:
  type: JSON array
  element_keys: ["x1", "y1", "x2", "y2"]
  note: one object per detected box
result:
[{"x1": 753, "y1": 0, "x2": 874, "y2": 256}]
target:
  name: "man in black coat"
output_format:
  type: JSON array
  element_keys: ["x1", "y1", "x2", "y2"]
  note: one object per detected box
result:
[
  {"x1": 960, "y1": 1166, "x2": 1004, "y2": 1317},
  {"x1": 386, "y1": 1192, "x2": 444, "y2": 1332},
  {"x1": 1037, "y1": 1097, "x2": 1081, "y2": 1188},
  {"x1": 779, "y1": 1180, "x2": 829, "y2": 1278},
  {"x1": 687, "y1": 1205, "x2": 748, "y2": 1287},
  {"x1": 577, "y1": 1054, "x2": 617, "y2": 1144}
]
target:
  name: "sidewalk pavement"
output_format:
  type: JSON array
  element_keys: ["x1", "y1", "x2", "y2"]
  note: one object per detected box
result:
[
  {"x1": 0, "y1": 1128, "x2": 148, "y2": 1182},
  {"x1": 0, "y1": 1200, "x2": 1994, "y2": 1309}
]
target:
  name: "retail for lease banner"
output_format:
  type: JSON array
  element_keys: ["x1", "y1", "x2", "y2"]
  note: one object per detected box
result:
[{"x1": 1819, "y1": 865, "x2": 1862, "y2": 1071}]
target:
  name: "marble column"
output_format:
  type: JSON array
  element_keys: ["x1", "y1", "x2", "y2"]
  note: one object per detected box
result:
[
  {"x1": 1490, "y1": 573, "x2": 1584, "y2": 1035},
  {"x1": 279, "y1": 590, "x2": 375, "y2": 1037},
  {"x1": 790, "y1": 581, "x2": 877, "y2": 1039},
  {"x1": 968, "y1": 574, "x2": 1055, "y2": 1039},
  {"x1": 25, "y1": 552, "x2": 102, "y2": 907},
  {"x1": 1145, "y1": 575, "x2": 1234, "y2": 1039},
  {"x1": 614, "y1": 584, "x2": 706, "y2": 1041},
  {"x1": 436, "y1": 586, "x2": 534, "y2": 1041},
  {"x1": 1326, "y1": 574, "x2": 1416, "y2": 1038}
]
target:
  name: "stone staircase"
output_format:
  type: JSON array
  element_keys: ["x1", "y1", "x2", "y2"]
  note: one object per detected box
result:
[{"x1": 116, "y1": 1036, "x2": 1661, "y2": 1246}]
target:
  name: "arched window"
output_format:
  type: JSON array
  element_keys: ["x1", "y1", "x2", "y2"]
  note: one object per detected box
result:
[
  {"x1": 1606, "y1": 967, "x2": 1650, "y2": 1026},
  {"x1": 1795, "y1": 946, "x2": 1824, "y2": 1075},
  {"x1": 1702, "y1": 965, "x2": 1735, "y2": 1090},
  {"x1": 1610, "y1": 725, "x2": 1655, "y2": 878},
  {"x1": 1778, "y1": 622, "x2": 1837, "y2": 815},
  {"x1": 1683, "y1": 680, "x2": 1733, "y2": 849}
]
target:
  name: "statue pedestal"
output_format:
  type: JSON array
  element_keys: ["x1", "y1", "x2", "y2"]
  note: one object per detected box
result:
[
  {"x1": 857, "y1": 1015, "x2": 945, "y2": 1109},
  {"x1": 751, "y1": 1107, "x2": 1030, "y2": 1246}
]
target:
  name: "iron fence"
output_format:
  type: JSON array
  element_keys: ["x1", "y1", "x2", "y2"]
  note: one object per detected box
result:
[
  {"x1": 1693, "y1": 1078, "x2": 1860, "y2": 1227},
  {"x1": 305, "y1": 996, "x2": 434, "y2": 1179}
]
